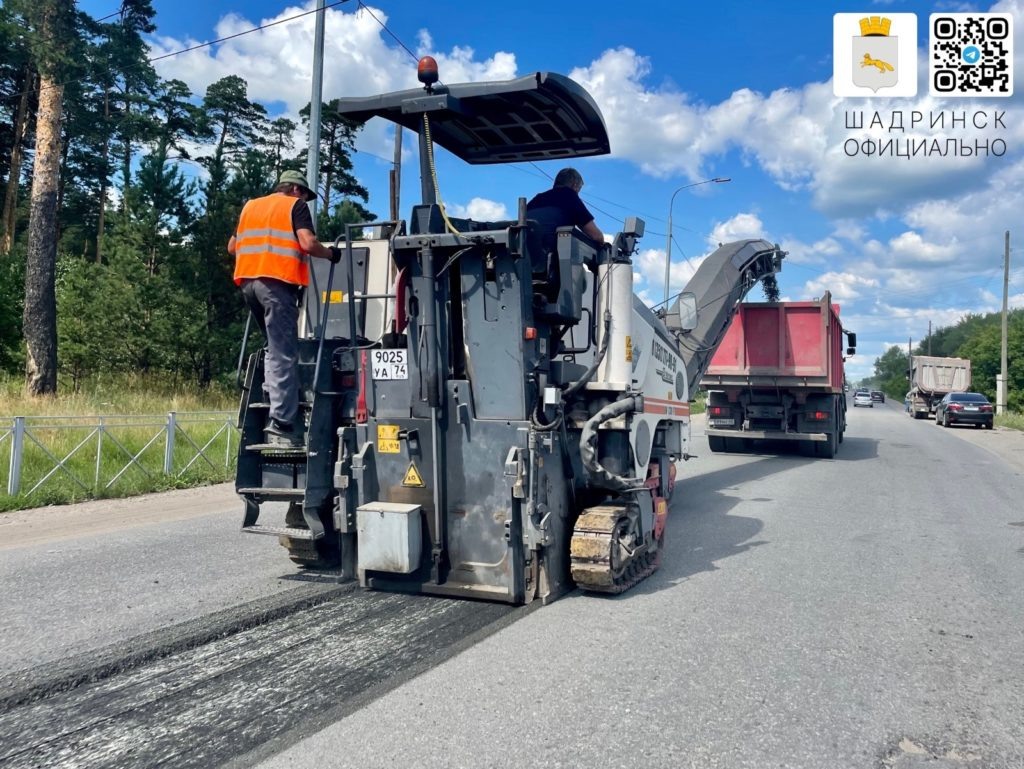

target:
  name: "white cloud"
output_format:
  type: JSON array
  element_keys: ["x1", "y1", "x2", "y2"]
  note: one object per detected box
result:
[
  {"x1": 567, "y1": 50, "x2": 832, "y2": 185},
  {"x1": 150, "y1": 5, "x2": 409, "y2": 113},
  {"x1": 707, "y1": 213, "x2": 766, "y2": 249},
  {"x1": 148, "y1": 4, "x2": 519, "y2": 165},
  {"x1": 804, "y1": 271, "x2": 880, "y2": 302},
  {"x1": 782, "y1": 236, "x2": 843, "y2": 266},
  {"x1": 446, "y1": 197, "x2": 509, "y2": 221},
  {"x1": 634, "y1": 247, "x2": 668, "y2": 290},
  {"x1": 887, "y1": 231, "x2": 959, "y2": 266},
  {"x1": 565, "y1": 24, "x2": 1024, "y2": 249}
]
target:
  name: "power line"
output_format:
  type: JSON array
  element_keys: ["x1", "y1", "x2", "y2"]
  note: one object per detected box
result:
[
  {"x1": 353, "y1": 147, "x2": 397, "y2": 166},
  {"x1": 528, "y1": 162, "x2": 554, "y2": 182},
  {"x1": 149, "y1": 0, "x2": 352, "y2": 63},
  {"x1": 4, "y1": 4, "x2": 125, "y2": 53},
  {"x1": 8, "y1": 0, "x2": 354, "y2": 100},
  {"x1": 94, "y1": 8, "x2": 127, "y2": 23},
  {"x1": 347, "y1": 6, "x2": 727, "y2": 251},
  {"x1": 356, "y1": 1, "x2": 418, "y2": 63}
]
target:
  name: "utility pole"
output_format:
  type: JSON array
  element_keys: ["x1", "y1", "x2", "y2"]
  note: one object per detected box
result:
[
  {"x1": 908, "y1": 337, "x2": 913, "y2": 388},
  {"x1": 305, "y1": 0, "x2": 326, "y2": 223},
  {"x1": 927, "y1": 320, "x2": 932, "y2": 355},
  {"x1": 389, "y1": 127, "x2": 402, "y2": 222},
  {"x1": 997, "y1": 230, "x2": 1010, "y2": 415}
]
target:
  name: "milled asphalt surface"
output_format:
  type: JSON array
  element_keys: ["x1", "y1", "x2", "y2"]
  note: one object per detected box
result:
[
  {"x1": 254, "y1": 403, "x2": 1024, "y2": 769},
  {"x1": 0, "y1": 589, "x2": 516, "y2": 769}
]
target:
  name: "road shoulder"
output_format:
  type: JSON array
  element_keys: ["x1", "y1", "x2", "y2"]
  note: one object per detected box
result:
[{"x1": 0, "y1": 482, "x2": 238, "y2": 550}]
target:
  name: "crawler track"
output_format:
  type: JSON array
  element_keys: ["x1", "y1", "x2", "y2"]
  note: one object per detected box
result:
[{"x1": 569, "y1": 504, "x2": 662, "y2": 594}]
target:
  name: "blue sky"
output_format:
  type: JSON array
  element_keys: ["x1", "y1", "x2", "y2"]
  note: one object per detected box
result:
[{"x1": 79, "y1": 0, "x2": 1024, "y2": 383}]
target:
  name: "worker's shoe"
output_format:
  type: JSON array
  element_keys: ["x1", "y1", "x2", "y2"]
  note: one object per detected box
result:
[
  {"x1": 265, "y1": 420, "x2": 303, "y2": 448},
  {"x1": 285, "y1": 503, "x2": 306, "y2": 528}
]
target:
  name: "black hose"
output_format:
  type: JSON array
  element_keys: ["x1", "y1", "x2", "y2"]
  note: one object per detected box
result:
[{"x1": 579, "y1": 394, "x2": 641, "y2": 491}]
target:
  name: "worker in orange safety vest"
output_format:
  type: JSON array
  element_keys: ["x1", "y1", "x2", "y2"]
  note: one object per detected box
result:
[{"x1": 227, "y1": 170, "x2": 342, "y2": 447}]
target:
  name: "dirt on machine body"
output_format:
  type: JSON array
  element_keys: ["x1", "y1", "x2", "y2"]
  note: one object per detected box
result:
[{"x1": 235, "y1": 63, "x2": 783, "y2": 604}]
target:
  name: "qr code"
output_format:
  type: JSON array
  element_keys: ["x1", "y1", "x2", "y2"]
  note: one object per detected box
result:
[{"x1": 930, "y1": 13, "x2": 1013, "y2": 97}]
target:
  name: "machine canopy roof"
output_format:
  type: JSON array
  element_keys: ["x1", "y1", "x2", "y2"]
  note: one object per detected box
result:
[{"x1": 332, "y1": 72, "x2": 610, "y2": 165}]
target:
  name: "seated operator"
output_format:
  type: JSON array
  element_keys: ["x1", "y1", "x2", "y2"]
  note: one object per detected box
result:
[{"x1": 526, "y1": 168, "x2": 604, "y2": 274}]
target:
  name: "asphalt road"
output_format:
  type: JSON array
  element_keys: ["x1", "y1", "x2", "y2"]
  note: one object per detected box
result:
[
  {"x1": 0, "y1": 489, "x2": 309, "y2": 675},
  {"x1": 1, "y1": 401, "x2": 1022, "y2": 768},
  {"x1": 256, "y1": 402, "x2": 1024, "y2": 769}
]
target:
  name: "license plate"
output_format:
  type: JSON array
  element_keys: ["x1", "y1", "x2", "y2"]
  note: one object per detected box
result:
[
  {"x1": 371, "y1": 349, "x2": 408, "y2": 380},
  {"x1": 964, "y1": 406, "x2": 978, "y2": 411},
  {"x1": 709, "y1": 419, "x2": 735, "y2": 427}
]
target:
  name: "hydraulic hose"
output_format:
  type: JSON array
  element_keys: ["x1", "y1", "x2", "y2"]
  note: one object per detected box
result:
[
  {"x1": 422, "y1": 114, "x2": 463, "y2": 237},
  {"x1": 579, "y1": 394, "x2": 642, "y2": 491}
]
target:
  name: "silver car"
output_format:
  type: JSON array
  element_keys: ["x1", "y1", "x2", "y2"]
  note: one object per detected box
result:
[{"x1": 853, "y1": 391, "x2": 873, "y2": 408}]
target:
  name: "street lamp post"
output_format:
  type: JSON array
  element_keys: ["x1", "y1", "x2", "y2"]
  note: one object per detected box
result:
[{"x1": 664, "y1": 177, "x2": 731, "y2": 307}]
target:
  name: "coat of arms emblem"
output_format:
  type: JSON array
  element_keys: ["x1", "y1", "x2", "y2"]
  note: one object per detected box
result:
[{"x1": 852, "y1": 16, "x2": 898, "y2": 92}]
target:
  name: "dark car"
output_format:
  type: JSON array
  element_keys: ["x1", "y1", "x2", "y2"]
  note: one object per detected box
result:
[
  {"x1": 870, "y1": 390, "x2": 885, "y2": 403},
  {"x1": 934, "y1": 392, "x2": 994, "y2": 429}
]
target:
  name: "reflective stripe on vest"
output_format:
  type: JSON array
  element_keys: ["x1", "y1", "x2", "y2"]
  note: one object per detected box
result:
[{"x1": 232, "y1": 194, "x2": 309, "y2": 286}]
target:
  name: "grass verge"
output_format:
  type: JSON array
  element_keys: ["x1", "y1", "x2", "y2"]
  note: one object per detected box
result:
[
  {"x1": 1, "y1": 376, "x2": 240, "y2": 512},
  {"x1": 996, "y1": 411, "x2": 1024, "y2": 431}
]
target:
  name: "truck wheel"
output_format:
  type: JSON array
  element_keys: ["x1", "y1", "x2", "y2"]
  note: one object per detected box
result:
[
  {"x1": 815, "y1": 430, "x2": 837, "y2": 459},
  {"x1": 708, "y1": 435, "x2": 725, "y2": 453}
]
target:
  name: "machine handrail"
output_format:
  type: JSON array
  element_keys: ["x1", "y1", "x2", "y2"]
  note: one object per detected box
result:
[
  {"x1": 235, "y1": 312, "x2": 253, "y2": 390},
  {"x1": 309, "y1": 220, "x2": 403, "y2": 399}
]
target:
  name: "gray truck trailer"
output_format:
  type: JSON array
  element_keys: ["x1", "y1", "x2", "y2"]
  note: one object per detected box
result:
[{"x1": 908, "y1": 356, "x2": 972, "y2": 418}]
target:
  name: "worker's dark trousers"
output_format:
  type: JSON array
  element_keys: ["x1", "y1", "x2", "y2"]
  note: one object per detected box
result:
[{"x1": 240, "y1": 277, "x2": 300, "y2": 431}]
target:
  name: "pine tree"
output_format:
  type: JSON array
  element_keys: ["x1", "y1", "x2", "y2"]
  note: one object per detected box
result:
[
  {"x1": 0, "y1": 2, "x2": 36, "y2": 257},
  {"x1": 22, "y1": 0, "x2": 81, "y2": 396}
]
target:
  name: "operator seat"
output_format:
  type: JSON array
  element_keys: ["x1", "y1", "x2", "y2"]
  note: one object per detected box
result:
[{"x1": 525, "y1": 222, "x2": 592, "y2": 323}]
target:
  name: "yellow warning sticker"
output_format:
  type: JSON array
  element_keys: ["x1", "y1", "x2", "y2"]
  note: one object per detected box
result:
[
  {"x1": 377, "y1": 424, "x2": 401, "y2": 454},
  {"x1": 321, "y1": 290, "x2": 344, "y2": 304},
  {"x1": 402, "y1": 462, "x2": 425, "y2": 487},
  {"x1": 625, "y1": 335, "x2": 633, "y2": 362}
]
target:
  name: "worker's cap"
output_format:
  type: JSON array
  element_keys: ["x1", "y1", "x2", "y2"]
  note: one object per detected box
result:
[{"x1": 277, "y1": 170, "x2": 316, "y2": 201}]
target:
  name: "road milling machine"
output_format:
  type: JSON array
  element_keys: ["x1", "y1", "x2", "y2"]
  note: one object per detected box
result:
[{"x1": 235, "y1": 61, "x2": 783, "y2": 604}]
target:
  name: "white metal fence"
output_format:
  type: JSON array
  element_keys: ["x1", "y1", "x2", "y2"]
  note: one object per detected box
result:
[{"x1": 0, "y1": 411, "x2": 238, "y2": 498}]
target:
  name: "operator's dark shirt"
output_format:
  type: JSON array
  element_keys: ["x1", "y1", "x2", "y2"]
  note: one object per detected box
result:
[
  {"x1": 289, "y1": 196, "x2": 315, "y2": 235},
  {"x1": 526, "y1": 186, "x2": 596, "y2": 263}
]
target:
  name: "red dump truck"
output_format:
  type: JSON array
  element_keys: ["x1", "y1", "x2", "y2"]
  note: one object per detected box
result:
[{"x1": 700, "y1": 292, "x2": 856, "y2": 458}]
